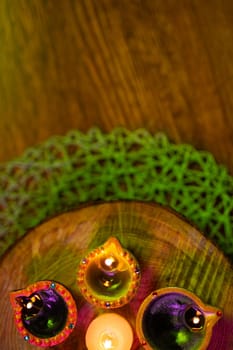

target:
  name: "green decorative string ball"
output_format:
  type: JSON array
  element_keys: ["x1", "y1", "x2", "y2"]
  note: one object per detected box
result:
[{"x1": 0, "y1": 128, "x2": 232, "y2": 260}]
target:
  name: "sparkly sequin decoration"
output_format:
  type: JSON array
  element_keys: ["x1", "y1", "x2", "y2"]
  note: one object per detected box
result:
[
  {"x1": 136, "y1": 287, "x2": 222, "y2": 350},
  {"x1": 10, "y1": 281, "x2": 78, "y2": 347},
  {"x1": 77, "y1": 237, "x2": 141, "y2": 308}
]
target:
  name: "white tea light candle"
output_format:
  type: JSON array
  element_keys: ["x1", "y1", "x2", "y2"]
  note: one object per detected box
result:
[{"x1": 85, "y1": 313, "x2": 133, "y2": 350}]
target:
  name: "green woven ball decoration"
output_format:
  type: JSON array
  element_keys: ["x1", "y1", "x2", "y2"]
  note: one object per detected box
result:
[{"x1": 0, "y1": 128, "x2": 232, "y2": 260}]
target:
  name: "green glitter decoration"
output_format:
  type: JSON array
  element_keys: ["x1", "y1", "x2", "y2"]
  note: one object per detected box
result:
[
  {"x1": 0, "y1": 128, "x2": 232, "y2": 260},
  {"x1": 47, "y1": 319, "x2": 56, "y2": 329},
  {"x1": 176, "y1": 330, "x2": 191, "y2": 346}
]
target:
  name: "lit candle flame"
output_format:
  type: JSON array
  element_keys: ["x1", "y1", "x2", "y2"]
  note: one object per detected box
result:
[{"x1": 85, "y1": 313, "x2": 133, "y2": 350}]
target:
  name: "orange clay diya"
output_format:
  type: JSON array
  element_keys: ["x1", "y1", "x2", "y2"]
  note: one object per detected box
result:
[
  {"x1": 77, "y1": 237, "x2": 141, "y2": 309},
  {"x1": 136, "y1": 287, "x2": 222, "y2": 350},
  {"x1": 10, "y1": 280, "x2": 77, "y2": 347}
]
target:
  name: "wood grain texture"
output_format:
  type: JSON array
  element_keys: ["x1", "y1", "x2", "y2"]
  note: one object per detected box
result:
[
  {"x1": 0, "y1": 202, "x2": 232, "y2": 349},
  {"x1": 0, "y1": 0, "x2": 232, "y2": 173}
]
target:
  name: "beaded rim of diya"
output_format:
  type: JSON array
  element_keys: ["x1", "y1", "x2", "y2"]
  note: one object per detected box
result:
[
  {"x1": 136, "y1": 287, "x2": 223, "y2": 350},
  {"x1": 77, "y1": 237, "x2": 141, "y2": 309},
  {"x1": 9, "y1": 280, "x2": 78, "y2": 347}
]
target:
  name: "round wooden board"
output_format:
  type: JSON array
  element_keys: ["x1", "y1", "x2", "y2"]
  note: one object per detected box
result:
[{"x1": 0, "y1": 201, "x2": 232, "y2": 349}]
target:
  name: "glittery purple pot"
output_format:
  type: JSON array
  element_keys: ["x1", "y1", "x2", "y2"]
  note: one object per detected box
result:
[
  {"x1": 10, "y1": 281, "x2": 78, "y2": 347},
  {"x1": 136, "y1": 287, "x2": 222, "y2": 350},
  {"x1": 20, "y1": 288, "x2": 68, "y2": 338}
]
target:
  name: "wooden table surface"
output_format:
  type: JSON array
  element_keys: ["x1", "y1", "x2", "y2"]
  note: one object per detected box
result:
[
  {"x1": 1, "y1": 202, "x2": 233, "y2": 349},
  {"x1": 0, "y1": 0, "x2": 233, "y2": 173}
]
